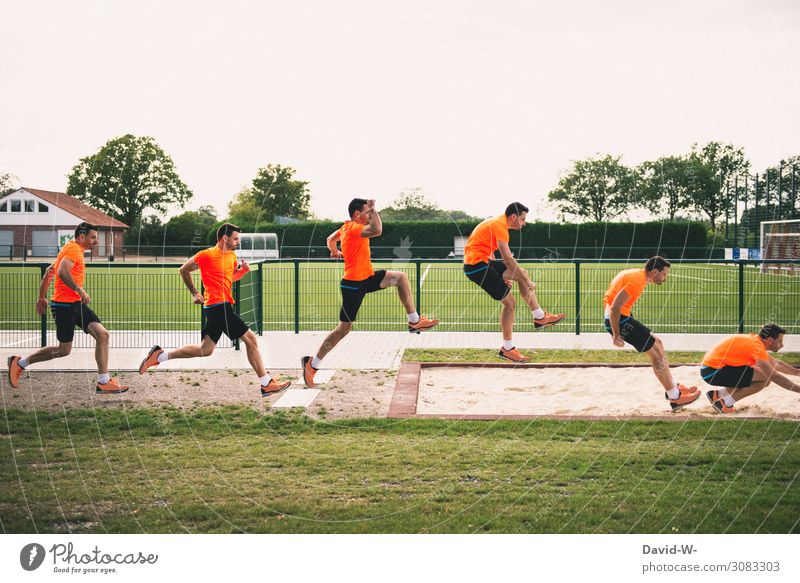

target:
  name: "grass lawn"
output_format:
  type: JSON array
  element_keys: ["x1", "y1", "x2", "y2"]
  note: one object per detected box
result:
[{"x1": 1, "y1": 407, "x2": 798, "y2": 534}]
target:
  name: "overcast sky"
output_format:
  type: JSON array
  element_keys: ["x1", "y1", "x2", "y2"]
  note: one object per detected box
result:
[{"x1": 1, "y1": 0, "x2": 799, "y2": 221}]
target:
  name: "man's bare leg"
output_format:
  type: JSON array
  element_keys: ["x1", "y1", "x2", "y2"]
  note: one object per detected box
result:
[
  {"x1": 381, "y1": 270, "x2": 415, "y2": 314},
  {"x1": 24, "y1": 342, "x2": 73, "y2": 365},
  {"x1": 316, "y1": 322, "x2": 353, "y2": 361},
  {"x1": 168, "y1": 335, "x2": 218, "y2": 359},
  {"x1": 87, "y1": 322, "x2": 110, "y2": 374},
  {"x1": 239, "y1": 330, "x2": 266, "y2": 377}
]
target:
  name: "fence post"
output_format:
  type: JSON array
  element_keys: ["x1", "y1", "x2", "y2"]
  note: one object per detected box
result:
[
  {"x1": 294, "y1": 259, "x2": 300, "y2": 334},
  {"x1": 415, "y1": 261, "x2": 421, "y2": 315},
  {"x1": 39, "y1": 264, "x2": 47, "y2": 347},
  {"x1": 738, "y1": 261, "x2": 745, "y2": 333},
  {"x1": 233, "y1": 279, "x2": 241, "y2": 350},
  {"x1": 574, "y1": 260, "x2": 581, "y2": 335},
  {"x1": 257, "y1": 262, "x2": 263, "y2": 336},
  {"x1": 200, "y1": 282, "x2": 206, "y2": 344}
]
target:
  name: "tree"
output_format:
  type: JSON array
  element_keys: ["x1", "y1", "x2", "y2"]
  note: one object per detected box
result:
[
  {"x1": 164, "y1": 205, "x2": 218, "y2": 246},
  {"x1": 0, "y1": 172, "x2": 18, "y2": 196},
  {"x1": 66, "y1": 134, "x2": 193, "y2": 228},
  {"x1": 381, "y1": 187, "x2": 480, "y2": 221},
  {"x1": 688, "y1": 141, "x2": 750, "y2": 230},
  {"x1": 637, "y1": 155, "x2": 701, "y2": 220},
  {"x1": 228, "y1": 164, "x2": 310, "y2": 224},
  {"x1": 548, "y1": 154, "x2": 639, "y2": 222}
]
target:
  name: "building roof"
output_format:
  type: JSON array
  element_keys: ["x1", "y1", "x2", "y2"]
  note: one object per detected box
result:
[{"x1": 17, "y1": 187, "x2": 129, "y2": 229}]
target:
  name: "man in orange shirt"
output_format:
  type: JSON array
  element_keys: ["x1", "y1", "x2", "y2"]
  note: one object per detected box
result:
[
  {"x1": 701, "y1": 324, "x2": 800, "y2": 413},
  {"x1": 604, "y1": 256, "x2": 699, "y2": 411},
  {"x1": 301, "y1": 198, "x2": 439, "y2": 387},
  {"x1": 463, "y1": 202, "x2": 565, "y2": 363},
  {"x1": 7, "y1": 222, "x2": 127, "y2": 394},
  {"x1": 139, "y1": 223, "x2": 290, "y2": 396}
]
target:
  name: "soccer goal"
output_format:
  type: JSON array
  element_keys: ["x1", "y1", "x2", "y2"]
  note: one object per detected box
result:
[{"x1": 760, "y1": 219, "x2": 800, "y2": 274}]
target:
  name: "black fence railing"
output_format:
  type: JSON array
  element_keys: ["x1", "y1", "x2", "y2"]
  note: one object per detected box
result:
[{"x1": 1, "y1": 259, "x2": 798, "y2": 349}]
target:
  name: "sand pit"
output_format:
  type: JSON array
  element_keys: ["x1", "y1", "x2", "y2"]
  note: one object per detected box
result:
[{"x1": 411, "y1": 365, "x2": 800, "y2": 419}]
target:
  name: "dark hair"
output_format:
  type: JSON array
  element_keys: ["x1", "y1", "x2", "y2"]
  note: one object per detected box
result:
[
  {"x1": 216, "y1": 222, "x2": 241, "y2": 241},
  {"x1": 759, "y1": 323, "x2": 786, "y2": 340},
  {"x1": 74, "y1": 222, "x2": 96, "y2": 239},
  {"x1": 505, "y1": 202, "x2": 529, "y2": 217},
  {"x1": 645, "y1": 256, "x2": 671, "y2": 272},
  {"x1": 348, "y1": 198, "x2": 368, "y2": 218}
]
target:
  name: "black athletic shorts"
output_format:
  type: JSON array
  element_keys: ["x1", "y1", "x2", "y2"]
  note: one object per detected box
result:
[
  {"x1": 202, "y1": 302, "x2": 249, "y2": 343},
  {"x1": 464, "y1": 260, "x2": 511, "y2": 301},
  {"x1": 604, "y1": 314, "x2": 656, "y2": 353},
  {"x1": 51, "y1": 301, "x2": 102, "y2": 343},
  {"x1": 339, "y1": 270, "x2": 387, "y2": 322},
  {"x1": 700, "y1": 365, "x2": 754, "y2": 389}
]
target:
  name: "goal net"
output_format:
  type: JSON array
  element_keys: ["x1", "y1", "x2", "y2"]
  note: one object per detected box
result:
[{"x1": 760, "y1": 219, "x2": 800, "y2": 274}]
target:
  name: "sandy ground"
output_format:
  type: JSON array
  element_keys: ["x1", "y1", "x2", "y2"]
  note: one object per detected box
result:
[
  {"x1": 0, "y1": 369, "x2": 396, "y2": 420},
  {"x1": 417, "y1": 365, "x2": 800, "y2": 419}
]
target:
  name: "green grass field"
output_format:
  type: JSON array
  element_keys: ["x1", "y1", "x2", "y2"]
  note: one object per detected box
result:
[
  {"x1": 1, "y1": 407, "x2": 798, "y2": 533},
  {"x1": 1, "y1": 261, "x2": 799, "y2": 338}
]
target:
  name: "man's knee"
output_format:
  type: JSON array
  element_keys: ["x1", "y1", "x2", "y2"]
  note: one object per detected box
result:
[
  {"x1": 337, "y1": 322, "x2": 353, "y2": 335},
  {"x1": 92, "y1": 326, "x2": 110, "y2": 343},
  {"x1": 200, "y1": 338, "x2": 216, "y2": 356},
  {"x1": 241, "y1": 330, "x2": 257, "y2": 346},
  {"x1": 501, "y1": 293, "x2": 516, "y2": 308},
  {"x1": 57, "y1": 343, "x2": 72, "y2": 357}
]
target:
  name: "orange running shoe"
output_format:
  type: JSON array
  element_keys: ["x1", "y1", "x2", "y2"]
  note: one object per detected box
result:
[
  {"x1": 301, "y1": 356, "x2": 317, "y2": 388},
  {"x1": 261, "y1": 378, "x2": 291, "y2": 396},
  {"x1": 498, "y1": 347, "x2": 532, "y2": 363},
  {"x1": 96, "y1": 378, "x2": 129, "y2": 394},
  {"x1": 534, "y1": 312, "x2": 566, "y2": 329},
  {"x1": 7, "y1": 356, "x2": 24, "y2": 389},
  {"x1": 706, "y1": 390, "x2": 735, "y2": 414},
  {"x1": 139, "y1": 345, "x2": 163, "y2": 374},
  {"x1": 408, "y1": 316, "x2": 439, "y2": 334},
  {"x1": 677, "y1": 383, "x2": 700, "y2": 396},
  {"x1": 666, "y1": 388, "x2": 700, "y2": 411}
]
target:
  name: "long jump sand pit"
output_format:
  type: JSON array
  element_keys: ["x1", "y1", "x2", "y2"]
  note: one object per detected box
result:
[{"x1": 389, "y1": 363, "x2": 800, "y2": 420}]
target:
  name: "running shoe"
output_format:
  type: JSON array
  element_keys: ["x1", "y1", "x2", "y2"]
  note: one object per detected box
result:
[
  {"x1": 706, "y1": 390, "x2": 735, "y2": 414},
  {"x1": 676, "y1": 383, "x2": 700, "y2": 395},
  {"x1": 96, "y1": 378, "x2": 129, "y2": 394},
  {"x1": 498, "y1": 347, "x2": 532, "y2": 363},
  {"x1": 7, "y1": 355, "x2": 24, "y2": 389},
  {"x1": 138, "y1": 345, "x2": 163, "y2": 374},
  {"x1": 534, "y1": 312, "x2": 566, "y2": 329},
  {"x1": 408, "y1": 316, "x2": 439, "y2": 334},
  {"x1": 666, "y1": 388, "x2": 701, "y2": 411},
  {"x1": 261, "y1": 378, "x2": 291, "y2": 396},
  {"x1": 301, "y1": 356, "x2": 317, "y2": 388}
]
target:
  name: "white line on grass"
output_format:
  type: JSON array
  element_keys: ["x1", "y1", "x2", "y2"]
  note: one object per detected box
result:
[{"x1": 420, "y1": 263, "x2": 432, "y2": 287}]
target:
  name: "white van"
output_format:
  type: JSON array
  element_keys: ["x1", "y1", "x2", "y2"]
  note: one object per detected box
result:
[{"x1": 238, "y1": 233, "x2": 279, "y2": 260}]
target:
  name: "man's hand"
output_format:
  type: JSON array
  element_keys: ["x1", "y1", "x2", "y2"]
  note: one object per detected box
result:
[
  {"x1": 192, "y1": 292, "x2": 204, "y2": 305},
  {"x1": 366, "y1": 199, "x2": 376, "y2": 210},
  {"x1": 78, "y1": 288, "x2": 91, "y2": 305},
  {"x1": 612, "y1": 334, "x2": 625, "y2": 348},
  {"x1": 239, "y1": 259, "x2": 250, "y2": 272},
  {"x1": 36, "y1": 298, "x2": 48, "y2": 316},
  {"x1": 330, "y1": 250, "x2": 343, "y2": 259}
]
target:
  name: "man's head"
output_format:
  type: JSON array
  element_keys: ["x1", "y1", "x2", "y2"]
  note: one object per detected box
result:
[
  {"x1": 644, "y1": 256, "x2": 671, "y2": 285},
  {"x1": 505, "y1": 202, "x2": 529, "y2": 230},
  {"x1": 216, "y1": 223, "x2": 241, "y2": 251},
  {"x1": 759, "y1": 323, "x2": 786, "y2": 352},
  {"x1": 348, "y1": 198, "x2": 371, "y2": 225},
  {"x1": 74, "y1": 222, "x2": 98, "y2": 250}
]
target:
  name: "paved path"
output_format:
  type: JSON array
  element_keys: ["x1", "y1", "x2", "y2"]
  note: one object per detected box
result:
[{"x1": 4, "y1": 331, "x2": 799, "y2": 372}]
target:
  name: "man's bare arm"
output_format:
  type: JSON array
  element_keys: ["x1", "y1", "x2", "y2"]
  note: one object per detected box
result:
[
  {"x1": 327, "y1": 229, "x2": 343, "y2": 258},
  {"x1": 57, "y1": 258, "x2": 90, "y2": 304},
  {"x1": 36, "y1": 264, "x2": 56, "y2": 315},
  {"x1": 361, "y1": 200, "x2": 383, "y2": 238},
  {"x1": 179, "y1": 259, "x2": 204, "y2": 304}
]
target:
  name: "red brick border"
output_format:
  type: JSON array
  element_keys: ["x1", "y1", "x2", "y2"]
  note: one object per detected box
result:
[{"x1": 387, "y1": 362, "x2": 793, "y2": 422}]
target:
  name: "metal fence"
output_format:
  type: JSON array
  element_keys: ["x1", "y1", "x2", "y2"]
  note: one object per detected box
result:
[{"x1": 1, "y1": 259, "x2": 798, "y2": 349}]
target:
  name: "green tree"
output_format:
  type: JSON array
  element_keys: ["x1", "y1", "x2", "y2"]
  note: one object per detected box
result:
[
  {"x1": 637, "y1": 155, "x2": 701, "y2": 220},
  {"x1": 688, "y1": 141, "x2": 750, "y2": 230},
  {"x1": 229, "y1": 164, "x2": 310, "y2": 223},
  {"x1": 164, "y1": 205, "x2": 218, "y2": 246},
  {"x1": 0, "y1": 172, "x2": 18, "y2": 196},
  {"x1": 381, "y1": 187, "x2": 479, "y2": 221},
  {"x1": 66, "y1": 134, "x2": 193, "y2": 228},
  {"x1": 548, "y1": 154, "x2": 639, "y2": 222}
]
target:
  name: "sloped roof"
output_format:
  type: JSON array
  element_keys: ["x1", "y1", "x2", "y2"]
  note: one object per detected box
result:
[{"x1": 17, "y1": 187, "x2": 129, "y2": 229}]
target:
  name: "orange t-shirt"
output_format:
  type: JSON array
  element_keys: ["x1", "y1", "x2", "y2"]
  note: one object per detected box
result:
[
  {"x1": 603, "y1": 269, "x2": 647, "y2": 317},
  {"x1": 194, "y1": 246, "x2": 237, "y2": 306},
  {"x1": 340, "y1": 221, "x2": 374, "y2": 281},
  {"x1": 702, "y1": 334, "x2": 770, "y2": 369},
  {"x1": 52, "y1": 241, "x2": 86, "y2": 302},
  {"x1": 463, "y1": 215, "x2": 510, "y2": 265}
]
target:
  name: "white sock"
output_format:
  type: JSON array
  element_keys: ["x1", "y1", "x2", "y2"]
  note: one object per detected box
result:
[
  {"x1": 157, "y1": 351, "x2": 170, "y2": 363},
  {"x1": 98, "y1": 373, "x2": 110, "y2": 384},
  {"x1": 532, "y1": 308, "x2": 545, "y2": 320},
  {"x1": 259, "y1": 374, "x2": 272, "y2": 387},
  {"x1": 718, "y1": 388, "x2": 736, "y2": 407},
  {"x1": 666, "y1": 385, "x2": 680, "y2": 399},
  {"x1": 18, "y1": 357, "x2": 29, "y2": 368},
  {"x1": 502, "y1": 340, "x2": 515, "y2": 351},
  {"x1": 311, "y1": 356, "x2": 322, "y2": 369},
  {"x1": 408, "y1": 311, "x2": 420, "y2": 324}
]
